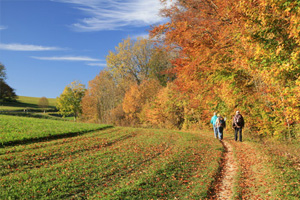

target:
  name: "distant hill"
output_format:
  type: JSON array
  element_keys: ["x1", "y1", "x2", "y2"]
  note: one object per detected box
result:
[
  {"x1": 0, "y1": 96, "x2": 56, "y2": 111},
  {"x1": 17, "y1": 96, "x2": 56, "y2": 107}
]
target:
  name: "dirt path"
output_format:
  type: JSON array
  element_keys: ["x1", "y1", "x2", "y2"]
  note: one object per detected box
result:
[{"x1": 213, "y1": 139, "x2": 239, "y2": 200}]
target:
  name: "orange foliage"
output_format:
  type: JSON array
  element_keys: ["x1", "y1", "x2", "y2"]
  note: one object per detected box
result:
[
  {"x1": 142, "y1": 82, "x2": 185, "y2": 129},
  {"x1": 122, "y1": 79, "x2": 162, "y2": 125}
]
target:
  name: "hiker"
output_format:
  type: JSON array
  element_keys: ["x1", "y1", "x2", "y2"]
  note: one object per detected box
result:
[
  {"x1": 210, "y1": 112, "x2": 218, "y2": 139},
  {"x1": 232, "y1": 111, "x2": 245, "y2": 142},
  {"x1": 216, "y1": 114, "x2": 226, "y2": 140}
]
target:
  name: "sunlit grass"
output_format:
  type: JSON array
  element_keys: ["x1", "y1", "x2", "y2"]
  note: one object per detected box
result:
[
  {"x1": 0, "y1": 115, "x2": 111, "y2": 145},
  {"x1": 0, "y1": 127, "x2": 223, "y2": 199}
]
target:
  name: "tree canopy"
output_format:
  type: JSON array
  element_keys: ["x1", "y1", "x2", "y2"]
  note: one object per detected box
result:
[{"x1": 56, "y1": 81, "x2": 86, "y2": 120}]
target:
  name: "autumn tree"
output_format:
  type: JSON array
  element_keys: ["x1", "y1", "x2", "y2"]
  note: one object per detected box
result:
[
  {"x1": 236, "y1": 0, "x2": 300, "y2": 139},
  {"x1": 142, "y1": 82, "x2": 184, "y2": 129},
  {"x1": 122, "y1": 79, "x2": 162, "y2": 125},
  {"x1": 38, "y1": 97, "x2": 49, "y2": 113},
  {"x1": 107, "y1": 37, "x2": 153, "y2": 85},
  {"x1": 56, "y1": 81, "x2": 86, "y2": 120},
  {"x1": 81, "y1": 37, "x2": 175, "y2": 125},
  {"x1": 148, "y1": 0, "x2": 300, "y2": 138},
  {"x1": 81, "y1": 70, "x2": 120, "y2": 123},
  {"x1": 106, "y1": 37, "x2": 174, "y2": 86},
  {"x1": 150, "y1": 0, "x2": 252, "y2": 128}
]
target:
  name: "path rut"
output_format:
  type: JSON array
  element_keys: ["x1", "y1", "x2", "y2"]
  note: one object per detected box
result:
[{"x1": 213, "y1": 140, "x2": 238, "y2": 199}]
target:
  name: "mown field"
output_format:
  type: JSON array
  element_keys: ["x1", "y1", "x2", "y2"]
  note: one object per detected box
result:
[{"x1": 0, "y1": 115, "x2": 223, "y2": 199}]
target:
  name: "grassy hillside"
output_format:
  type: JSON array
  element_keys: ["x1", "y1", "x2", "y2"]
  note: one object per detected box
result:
[
  {"x1": 0, "y1": 115, "x2": 111, "y2": 146},
  {"x1": 17, "y1": 96, "x2": 57, "y2": 107},
  {"x1": 0, "y1": 96, "x2": 56, "y2": 111}
]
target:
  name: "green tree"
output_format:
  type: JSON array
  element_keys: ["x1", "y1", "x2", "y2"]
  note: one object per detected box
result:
[
  {"x1": 0, "y1": 63, "x2": 6, "y2": 80},
  {"x1": 38, "y1": 97, "x2": 49, "y2": 113},
  {"x1": 56, "y1": 81, "x2": 86, "y2": 120}
]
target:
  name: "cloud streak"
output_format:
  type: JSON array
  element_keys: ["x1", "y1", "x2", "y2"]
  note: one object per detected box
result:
[
  {"x1": 53, "y1": 0, "x2": 172, "y2": 31},
  {"x1": 0, "y1": 43, "x2": 65, "y2": 51},
  {"x1": 0, "y1": 26, "x2": 7, "y2": 31},
  {"x1": 86, "y1": 63, "x2": 107, "y2": 67},
  {"x1": 32, "y1": 56, "x2": 101, "y2": 62}
]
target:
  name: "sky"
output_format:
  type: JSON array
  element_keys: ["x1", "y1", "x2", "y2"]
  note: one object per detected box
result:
[{"x1": 0, "y1": 0, "x2": 171, "y2": 98}]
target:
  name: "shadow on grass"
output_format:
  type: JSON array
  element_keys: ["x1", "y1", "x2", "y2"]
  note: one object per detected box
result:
[{"x1": 0, "y1": 125, "x2": 114, "y2": 148}]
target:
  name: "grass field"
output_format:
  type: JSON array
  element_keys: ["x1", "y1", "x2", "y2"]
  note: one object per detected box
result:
[
  {"x1": 0, "y1": 115, "x2": 111, "y2": 146},
  {"x1": 0, "y1": 96, "x2": 56, "y2": 111},
  {"x1": 1, "y1": 113, "x2": 299, "y2": 199},
  {"x1": 16, "y1": 96, "x2": 56, "y2": 107},
  {"x1": 0, "y1": 125, "x2": 223, "y2": 199}
]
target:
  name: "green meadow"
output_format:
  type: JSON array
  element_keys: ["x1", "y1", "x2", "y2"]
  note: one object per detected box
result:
[
  {"x1": 0, "y1": 124, "x2": 223, "y2": 199},
  {"x1": 0, "y1": 96, "x2": 56, "y2": 111},
  {"x1": 0, "y1": 115, "x2": 111, "y2": 146}
]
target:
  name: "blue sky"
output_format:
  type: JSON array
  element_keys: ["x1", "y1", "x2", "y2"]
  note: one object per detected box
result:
[{"x1": 0, "y1": 0, "x2": 170, "y2": 98}]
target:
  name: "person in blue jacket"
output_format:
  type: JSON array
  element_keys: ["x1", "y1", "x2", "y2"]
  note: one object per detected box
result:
[{"x1": 210, "y1": 112, "x2": 218, "y2": 138}]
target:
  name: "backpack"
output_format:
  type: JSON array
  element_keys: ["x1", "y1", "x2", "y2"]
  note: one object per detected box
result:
[
  {"x1": 218, "y1": 117, "x2": 225, "y2": 127},
  {"x1": 235, "y1": 114, "x2": 243, "y2": 127}
]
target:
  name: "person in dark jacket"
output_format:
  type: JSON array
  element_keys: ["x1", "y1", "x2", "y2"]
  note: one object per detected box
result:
[
  {"x1": 232, "y1": 111, "x2": 244, "y2": 142},
  {"x1": 216, "y1": 114, "x2": 226, "y2": 140}
]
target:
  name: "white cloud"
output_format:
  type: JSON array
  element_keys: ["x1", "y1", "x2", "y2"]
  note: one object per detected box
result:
[
  {"x1": 32, "y1": 56, "x2": 101, "y2": 62},
  {"x1": 86, "y1": 63, "x2": 107, "y2": 67},
  {"x1": 0, "y1": 43, "x2": 65, "y2": 51},
  {"x1": 53, "y1": 0, "x2": 173, "y2": 31}
]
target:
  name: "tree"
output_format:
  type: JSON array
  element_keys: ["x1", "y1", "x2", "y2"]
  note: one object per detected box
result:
[
  {"x1": 236, "y1": 0, "x2": 300, "y2": 139},
  {"x1": 38, "y1": 97, "x2": 49, "y2": 113},
  {"x1": 56, "y1": 81, "x2": 86, "y2": 120},
  {"x1": 81, "y1": 71, "x2": 119, "y2": 123},
  {"x1": 142, "y1": 82, "x2": 184, "y2": 129},
  {"x1": 148, "y1": 0, "x2": 300, "y2": 138},
  {"x1": 107, "y1": 37, "x2": 155, "y2": 85},
  {"x1": 0, "y1": 63, "x2": 16, "y2": 102},
  {"x1": 151, "y1": 0, "x2": 250, "y2": 127},
  {"x1": 106, "y1": 37, "x2": 174, "y2": 86},
  {"x1": 0, "y1": 63, "x2": 6, "y2": 80},
  {"x1": 122, "y1": 79, "x2": 162, "y2": 125},
  {"x1": 0, "y1": 80, "x2": 17, "y2": 101}
]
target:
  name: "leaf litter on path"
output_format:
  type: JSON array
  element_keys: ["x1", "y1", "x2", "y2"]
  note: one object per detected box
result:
[{"x1": 209, "y1": 139, "x2": 238, "y2": 200}]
